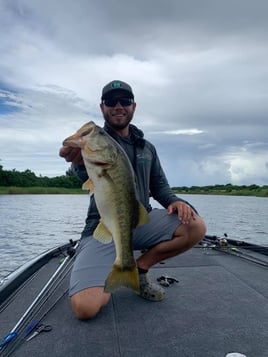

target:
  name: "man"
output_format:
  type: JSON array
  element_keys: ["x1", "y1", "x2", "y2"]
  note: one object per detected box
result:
[{"x1": 59, "y1": 80, "x2": 206, "y2": 320}]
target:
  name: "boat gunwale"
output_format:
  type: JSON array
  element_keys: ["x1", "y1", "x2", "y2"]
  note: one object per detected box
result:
[{"x1": 0, "y1": 240, "x2": 77, "y2": 305}]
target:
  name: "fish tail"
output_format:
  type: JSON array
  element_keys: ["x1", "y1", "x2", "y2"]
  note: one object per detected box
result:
[{"x1": 104, "y1": 265, "x2": 140, "y2": 293}]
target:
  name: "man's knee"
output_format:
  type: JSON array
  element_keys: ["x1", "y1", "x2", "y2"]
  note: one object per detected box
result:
[
  {"x1": 174, "y1": 216, "x2": 206, "y2": 244},
  {"x1": 190, "y1": 215, "x2": 207, "y2": 240},
  {"x1": 70, "y1": 287, "x2": 111, "y2": 320}
]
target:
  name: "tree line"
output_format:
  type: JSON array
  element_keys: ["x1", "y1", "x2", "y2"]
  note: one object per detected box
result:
[
  {"x1": 172, "y1": 183, "x2": 268, "y2": 196},
  {"x1": 0, "y1": 163, "x2": 267, "y2": 196},
  {"x1": 0, "y1": 163, "x2": 81, "y2": 188}
]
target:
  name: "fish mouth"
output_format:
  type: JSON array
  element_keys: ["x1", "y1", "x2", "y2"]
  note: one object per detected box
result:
[{"x1": 90, "y1": 160, "x2": 110, "y2": 167}]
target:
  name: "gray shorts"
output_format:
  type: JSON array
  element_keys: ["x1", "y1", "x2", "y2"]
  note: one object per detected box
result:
[{"x1": 69, "y1": 208, "x2": 181, "y2": 296}]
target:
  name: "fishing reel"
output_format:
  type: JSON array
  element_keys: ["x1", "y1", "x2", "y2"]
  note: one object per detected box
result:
[
  {"x1": 67, "y1": 239, "x2": 77, "y2": 257},
  {"x1": 217, "y1": 238, "x2": 228, "y2": 247}
]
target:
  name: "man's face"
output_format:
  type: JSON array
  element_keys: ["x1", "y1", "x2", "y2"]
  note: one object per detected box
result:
[{"x1": 100, "y1": 91, "x2": 136, "y2": 131}]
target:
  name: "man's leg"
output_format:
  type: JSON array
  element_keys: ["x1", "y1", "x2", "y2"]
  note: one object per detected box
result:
[
  {"x1": 135, "y1": 214, "x2": 206, "y2": 301},
  {"x1": 136, "y1": 215, "x2": 206, "y2": 270},
  {"x1": 69, "y1": 237, "x2": 115, "y2": 320},
  {"x1": 71, "y1": 287, "x2": 110, "y2": 320},
  {"x1": 70, "y1": 211, "x2": 206, "y2": 319}
]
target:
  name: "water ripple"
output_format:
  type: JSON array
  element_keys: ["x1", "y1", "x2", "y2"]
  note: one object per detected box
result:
[{"x1": 1, "y1": 194, "x2": 267, "y2": 279}]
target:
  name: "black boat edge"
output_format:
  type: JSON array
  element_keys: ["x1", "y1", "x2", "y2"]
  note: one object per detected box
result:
[{"x1": 0, "y1": 239, "x2": 78, "y2": 305}]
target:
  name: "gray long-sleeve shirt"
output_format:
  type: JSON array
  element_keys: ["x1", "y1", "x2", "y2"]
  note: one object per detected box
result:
[{"x1": 72, "y1": 123, "x2": 188, "y2": 238}]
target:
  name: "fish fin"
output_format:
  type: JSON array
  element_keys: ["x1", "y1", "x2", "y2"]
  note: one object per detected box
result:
[
  {"x1": 93, "y1": 221, "x2": 113, "y2": 244},
  {"x1": 104, "y1": 265, "x2": 140, "y2": 293},
  {"x1": 82, "y1": 178, "x2": 94, "y2": 191},
  {"x1": 137, "y1": 202, "x2": 150, "y2": 226}
]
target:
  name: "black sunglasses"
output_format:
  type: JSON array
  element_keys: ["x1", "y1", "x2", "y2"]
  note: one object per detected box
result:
[{"x1": 102, "y1": 98, "x2": 134, "y2": 107}]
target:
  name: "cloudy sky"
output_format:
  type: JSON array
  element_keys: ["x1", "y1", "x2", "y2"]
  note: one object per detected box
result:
[{"x1": 0, "y1": 0, "x2": 267, "y2": 187}]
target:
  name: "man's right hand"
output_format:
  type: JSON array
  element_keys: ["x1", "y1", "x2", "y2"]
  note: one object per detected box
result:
[{"x1": 59, "y1": 146, "x2": 84, "y2": 165}]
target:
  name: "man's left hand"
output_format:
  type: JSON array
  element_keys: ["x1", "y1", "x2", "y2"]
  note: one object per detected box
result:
[{"x1": 167, "y1": 201, "x2": 196, "y2": 224}]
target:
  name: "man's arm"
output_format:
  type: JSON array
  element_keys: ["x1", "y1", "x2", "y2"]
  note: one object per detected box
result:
[
  {"x1": 149, "y1": 148, "x2": 180, "y2": 208},
  {"x1": 149, "y1": 149, "x2": 198, "y2": 223}
]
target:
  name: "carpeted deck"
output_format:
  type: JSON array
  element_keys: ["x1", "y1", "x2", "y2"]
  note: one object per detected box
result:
[{"x1": 1, "y1": 246, "x2": 268, "y2": 357}]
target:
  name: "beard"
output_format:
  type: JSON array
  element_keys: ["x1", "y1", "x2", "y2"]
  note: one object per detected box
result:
[{"x1": 103, "y1": 112, "x2": 134, "y2": 131}]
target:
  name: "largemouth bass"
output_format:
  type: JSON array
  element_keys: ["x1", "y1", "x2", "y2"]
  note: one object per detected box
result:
[{"x1": 63, "y1": 121, "x2": 149, "y2": 293}]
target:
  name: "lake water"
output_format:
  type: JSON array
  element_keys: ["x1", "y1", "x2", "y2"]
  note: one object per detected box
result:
[{"x1": 0, "y1": 194, "x2": 267, "y2": 280}]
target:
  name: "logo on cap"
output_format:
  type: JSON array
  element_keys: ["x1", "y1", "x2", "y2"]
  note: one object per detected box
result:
[{"x1": 111, "y1": 81, "x2": 123, "y2": 89}]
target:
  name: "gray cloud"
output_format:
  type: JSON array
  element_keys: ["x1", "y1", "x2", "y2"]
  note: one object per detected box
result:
[{"x1": 0, "y1": 0, "x2": 267, "y2": 186}]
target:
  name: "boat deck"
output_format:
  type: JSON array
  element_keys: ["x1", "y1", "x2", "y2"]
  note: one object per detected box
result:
[{"x1": 1, "y1": 243, "x2": 268, "y2": 357}]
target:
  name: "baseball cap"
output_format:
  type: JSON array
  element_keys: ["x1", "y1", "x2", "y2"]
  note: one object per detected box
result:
[{"x1": 101, "y1": 80, "x2": 134, "y2": 99}]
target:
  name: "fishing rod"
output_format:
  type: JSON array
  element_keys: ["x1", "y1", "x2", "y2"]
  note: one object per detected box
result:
[
  {"x1": 4, "y1": 277, "x2": 71, "y2": 357},
  {"x1": 202, "y1": 235, "x2": 268, "y2": 267},
  {"x1": 206, "y1": 234, "x2": 268, "y2": 255},
  {"x1": 0, "y1": 239, "x2": 79, "y2": 354},
  {"x1": 0, "y1": 239, "x2": 78, "y2": 354}
]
